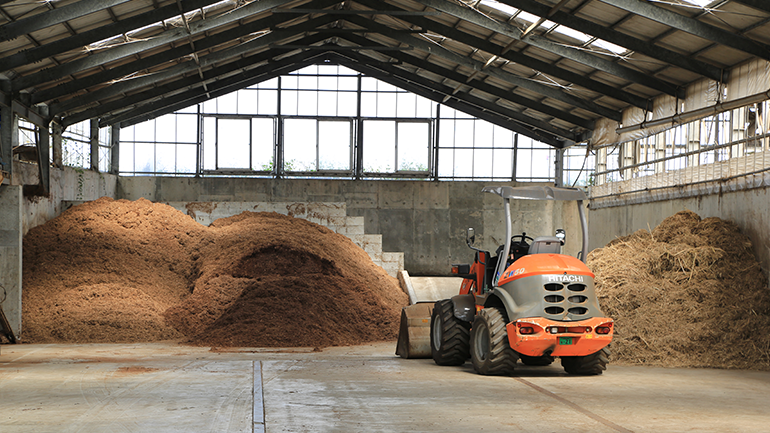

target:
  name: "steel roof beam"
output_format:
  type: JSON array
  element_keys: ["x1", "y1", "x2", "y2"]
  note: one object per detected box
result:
[
  {"x1": 340, "y1": 32, "x2": 594, "y2": 130},
  {"x1": 498, "y1": 0, "x2": 724, "y2": 82},
  {"x1": 381, "y1": 2, "x2": 649, "y2": 110},
  {"x1": 327, "y1": 49, "x2": 577, "y2": 142},
  {"x1": 596, "y1": 0, "x2": 770, "y2": 59},
  {"x1": 0, "y1": 0, "x2": 223, "y2": 74},
  {"x1": 46, "y1": 13, "x2": 340, "y2": 112},
  {"x1": 410, "y1": 0, "x2": 682, "y2": 98},
  {"x1": 13, "y1": 0, "x2": 303, "y2": 91},
  {"x1": 344, "y1": 14, "x2": 622, "y2": 121},
  {"x1": 63, "y1": 33, "x2": 330, "y2": 126},
  {"x1": 0, "y1": 0, "x2": 133, "y2": 42}
]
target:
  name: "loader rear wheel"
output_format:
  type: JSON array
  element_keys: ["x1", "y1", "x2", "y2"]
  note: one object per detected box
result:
[
  {"x1": 519, "y1": 354, "x2": 554, "y2": 366},
  {"x1": 561, "y1": 346, "x2": 610, "y2": 375},
  {"x1": 430, "y1": 299, "x2": 471, "y2": 365},
  {"x1": 470, "y1": 307, "x2": 518, "y2": 375}
]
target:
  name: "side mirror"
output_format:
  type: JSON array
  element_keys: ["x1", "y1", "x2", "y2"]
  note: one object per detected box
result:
[
  {"x1": 555, "y1": 228, "x2": 566, "y2": 245},
  {"x1": 466, "y1": 227, "x2": 476, "y2": 246}
]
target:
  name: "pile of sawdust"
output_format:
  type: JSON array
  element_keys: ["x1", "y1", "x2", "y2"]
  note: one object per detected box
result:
[
  {"x1": 22, "y1": 198, "x2": 407, "y2": 347},
  {"x1": 589, "y1": 210, "x2": 770, "y2": 370}
]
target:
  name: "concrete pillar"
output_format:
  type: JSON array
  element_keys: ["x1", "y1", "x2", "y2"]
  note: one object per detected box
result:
[
  {"x1": 90, "y1": 118, "x2": 99, "y2": 171},
  {"x1": 52, "y1": 122, "x2": 63, "y2": 168},
  {"x1": 687, "y1": 120, "x2": 700, "y2": 168},
  {"x1": 0, "y1": 185, "x2": 22, "y2": 339},
  {"x1": 0, "y1": 104, "x2": 17, "y2": 179},
  {"x1": 111, "y1": 125, "x2": 120, "y2": 175},
  {"x1": 554, "y1": 147, "x2": 564, "y2": 187}
]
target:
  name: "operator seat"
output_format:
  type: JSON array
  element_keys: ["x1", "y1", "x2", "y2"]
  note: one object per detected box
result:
[{"x1": 528, "y1": 236, "x2": 562, "y2": 254}]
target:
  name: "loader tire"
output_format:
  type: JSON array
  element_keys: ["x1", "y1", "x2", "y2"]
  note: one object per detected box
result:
[
  {"x1": 430, "y1": 299, "x2": 471, "y2": 365},
  {"x1": 470, "y1": 307, "x2": 518, "y2": 375},
  {"x1": 561, "y1": 346, "x2": 610, "y2": 376},
  {"x1": 519, "y1": 354, "x2": 554, "y2": 366}
]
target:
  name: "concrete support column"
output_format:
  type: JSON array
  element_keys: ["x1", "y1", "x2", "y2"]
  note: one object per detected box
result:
[
  {"x1": 554, "y1": 147, "x2": 564, "y2": 187},
  {"x1": 52, "y1": 122, "x2": 63, "y2": 168},
  {"x1": 0, "y1": 185, "x2": 22, "y2": 339},
  {"x1": 0, "y1": 104, "x2": 17, "y2": 179},
  {"x1": 111, "y1": 125, "x2": 120, "y2": 175},
  {"x1": 687, "y1": 120, "x2": 701, "y2": 168},
  {"x1": 90, "y1": 119, "x2": 99, "y2": 172}
]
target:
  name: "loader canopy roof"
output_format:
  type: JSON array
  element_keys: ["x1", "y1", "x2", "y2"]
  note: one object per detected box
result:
[{"x1": 482, "y1": 186, "x2": 587, "y2": 201}]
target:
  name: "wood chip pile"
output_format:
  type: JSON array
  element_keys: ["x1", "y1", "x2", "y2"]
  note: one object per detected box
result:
[{"x1": 22, "y1": 198, "x2": 408, "y2": 348}]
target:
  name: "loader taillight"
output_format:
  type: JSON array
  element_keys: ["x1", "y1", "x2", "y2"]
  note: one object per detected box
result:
[
  {"x1": 519, "y1": 327, "x2": 534, "y2": 335},
  {"x1": 596, "y1": 326, "x2": 611, "y2": 334}
]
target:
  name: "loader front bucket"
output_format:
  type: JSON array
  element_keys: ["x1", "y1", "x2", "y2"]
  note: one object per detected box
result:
[{"x1": 395, "y1": 302, "x2": 435, "y2": 358}]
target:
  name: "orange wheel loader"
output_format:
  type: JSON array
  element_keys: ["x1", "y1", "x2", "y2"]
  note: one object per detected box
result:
[{"x1": 396, "y1": 186, "x2": 613, "y2": 376}]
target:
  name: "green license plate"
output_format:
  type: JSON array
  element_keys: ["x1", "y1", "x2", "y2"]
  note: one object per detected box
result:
[{"x1": 559, "y1": 337, "x2": 573, "y2": 345}]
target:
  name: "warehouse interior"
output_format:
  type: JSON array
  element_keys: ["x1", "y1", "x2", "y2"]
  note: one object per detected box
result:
[{"x1": 1, "y1": 0, "x2": 770, "y2": 431}]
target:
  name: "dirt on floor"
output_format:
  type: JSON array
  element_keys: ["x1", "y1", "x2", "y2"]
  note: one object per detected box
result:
[
  {"x1": 21, "y1": 198, "x2": 408, "y2": 347},
  {"x1": 588, "y1": 210, "x2": 770, "y2": 370}
]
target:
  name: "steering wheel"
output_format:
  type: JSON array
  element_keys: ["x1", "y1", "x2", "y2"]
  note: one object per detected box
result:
[{"x1": 510, "y1": 233, "x2": 534, "y2": 249}]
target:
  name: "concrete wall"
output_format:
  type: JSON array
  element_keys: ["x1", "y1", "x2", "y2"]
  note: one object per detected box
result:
[
  {"x1": 117, "y1": 177, "x2": 585, "y2": 275},
  {"x1": 589, "y1": 186, "x2": 770, "y2": 286},
  {"x1": 15, "y1": 161, "x2": 117, "y2": 235},
  {"x1": 0, "y1": 185, "x2": 22, "y2": 339}
]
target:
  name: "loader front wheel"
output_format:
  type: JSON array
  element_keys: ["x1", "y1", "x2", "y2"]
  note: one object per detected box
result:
[
  {"x1": 470, "y1": 307, "x2": 518, "y2": 375},
  {"x1": 561, "y1": 346, "x2": 610, "y2": 375},
  {"x1": 430, "y1": 299, "x2": 471, "y2": 365}
]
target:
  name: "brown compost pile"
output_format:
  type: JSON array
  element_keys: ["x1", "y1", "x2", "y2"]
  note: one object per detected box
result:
[
  {"x1": 22, "y1": 198, "x2": 408, "y2": 347},
  {"x1": 588, "y1": 210, "x2": 770, "y2": 370}
]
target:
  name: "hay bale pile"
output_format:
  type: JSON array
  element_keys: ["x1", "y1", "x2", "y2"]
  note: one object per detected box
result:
[
  {"x1": 589, "y1": 210, "x2": 770, "y2": 370},
  {"x1": 22, "y1": 198, "x2": 408, "y2": 347}
]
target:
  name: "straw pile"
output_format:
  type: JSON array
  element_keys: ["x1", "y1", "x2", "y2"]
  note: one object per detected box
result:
[{"x1": 589, "y1": 210, "x2": 770, "y2": 370}]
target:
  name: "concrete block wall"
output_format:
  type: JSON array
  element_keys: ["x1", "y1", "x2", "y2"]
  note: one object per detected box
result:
[
  {"x1": 0, "y1": 185, "x2": 22, "y2": 339},
  {"x1": 117, "y1": 177, "x2": 583, "y2": 275}
]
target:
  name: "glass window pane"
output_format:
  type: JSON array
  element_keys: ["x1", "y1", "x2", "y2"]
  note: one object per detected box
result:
[
  {"x1": 252, "y1": 118, "x2": 274, "y2": 171},
  {"x1": 217, "y1": 118, "x2": 250, "y2": 169},
  {"x1": 363, "y1": 120, "x2": 395, "y2": 172},
  {"x1": 298, "y1": 74, "x2": 316, "y2": 90},
  {"x1": 258, "y1": 90, "x2": 278, "y2": 115},
  {"x1": 281, "y1": 90, "x2": 298, "y2": 116},
  {"x1": 339, "y1": 76, "x2": 358, "y2": 91},
  {"x1": 360, "y1": 93, "x2": 377, "y2": 117},
  {"x1": 217, "y1": 92, "x2": 238, "y2": 114},
  {"x1": 319, "y1": 75, "x2": 338, "y2": 91},
  {"x1": 135, "y1": 142, "x2": 154, "y2": 173},
  {"x1": 492, "y1": 148, "x2": 513, "y2": 179},
  {"x1": 438, "y1": 148, "x2": 454, "y2": 177},
  {"x1": 318, "y1": 92, "x2": 338, "y2": 116},
  {"x1": 202, "y1": 98, "x2": 217, "y2": 114},
  {"x1": 135, "y1": 119, "x2": 154, "y2": 142},
  {"x1": 156, "y1": 144, "x2": 174, "y2": 173},
  {"x1": 120, "y1": 126, "x2": 134, "y2": 142},
  {"x1": 338, "y1": 92, "x2": 357, "y2": 117},
  {"x1": 99, "y1": 146, "x2": 110, "y2": 173},
  {"x1": 473, "y1": 148, "x2": 493, "y2": 178},
  {"x1": 474, "y1": 121, "x2": 493, "y2": 148},
  {"x1": 156, "y1": 115, "x2": 176, "y2": 143},
  {"x1": 177, "y1": 114, "x2": 198, "y2": 143},
  {"x1": 493, "y1": 126, "x2": 513, "y2": 148},
  {"x1": 282, "y1": 74, "x2": 298, "y2": 90},
  {"x1": 397, "y1": 93, "x2": 416, "y2": 118},
  {"x1": 120, "y1": 142, "x2": 134, "y2": 173},
  {"x1": 397, "y1": 122, "x2": 429, "y2": 171},
  {"x1": 454, "y1": 148, "x2": 473, "y2": 178},
  {"x1": 177, "y1": 104, "x2": 197, "y2": 114},
  {"x1": 438, "y1": 120, "x2": 455, "y2": 148},
  {"x1": 297, "y1": 91, "x2": 318, "y2": 116},
  {"x1": 454, "y1": 119, "x2": 473, "y2": 148},
  {"x1": 376, "y1": 92, "x2": 397, "y2": 118},
  {"x1": 237, "y1": 90, "x2": 259, "y2": 115},
  {"x1": 318, "y1": 121, "x2": 350, "y2": 170},
  {"x1": 202, "y1": 117, "x2": 216, "y2": 170},
  {"x1": 416, "y1": 96, "x2": 433, "y2": 117},
  {"x1": 177, "y1": 144, "x2": 197, "y2": 173},
  {"x1": 284, "y1": 118, "x2": 317, "y2": 171}
]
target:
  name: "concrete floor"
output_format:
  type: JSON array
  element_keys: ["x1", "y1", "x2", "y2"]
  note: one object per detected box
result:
[{"x1": 1, "y1": 342, "x2": 769, "y2": 433}]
